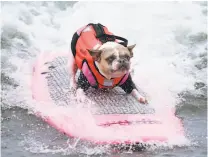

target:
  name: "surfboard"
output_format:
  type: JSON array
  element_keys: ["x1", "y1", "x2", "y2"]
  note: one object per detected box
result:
[{"x1": 31, "y1": 52, "x2": 185, "y2": 145}]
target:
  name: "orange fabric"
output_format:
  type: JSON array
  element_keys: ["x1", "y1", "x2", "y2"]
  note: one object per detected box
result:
[{"x1": 74, "y1": 25, "x2": 124, "y2": 88}]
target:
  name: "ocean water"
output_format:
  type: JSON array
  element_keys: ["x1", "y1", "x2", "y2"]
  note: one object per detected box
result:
[{"x1": 1, "y1": 1, "x2": 207, "y2": 157}]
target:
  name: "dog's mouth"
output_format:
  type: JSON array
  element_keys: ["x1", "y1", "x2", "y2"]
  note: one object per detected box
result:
[
  {"x1": 119, "y1": 63, "x2": 130, "y2": 70},
  {"x1": 111, "y1": 64, "x2": 130, "y2": 73}
]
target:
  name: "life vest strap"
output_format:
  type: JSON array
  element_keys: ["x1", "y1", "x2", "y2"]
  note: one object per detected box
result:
[
  {"x1": 89, "y1": 23, "x2": 128, "y2": 47},
  {"x1": 119, "y1": 72, "x2": 130, "y2": 85},
  {"x1": 82, "y1": 61, "x2": 97, "y2": 86}
]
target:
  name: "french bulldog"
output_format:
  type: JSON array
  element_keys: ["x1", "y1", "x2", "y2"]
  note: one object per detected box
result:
[{"x1": 71, "y1": 41, "x2": 148, "y2": 104}]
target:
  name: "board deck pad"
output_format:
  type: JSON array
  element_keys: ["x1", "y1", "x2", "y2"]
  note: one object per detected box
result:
[
  {"x1": 45, "y1": 56, "x2": 155, "y2": 115},
  {"x1": 32, "y1": 52, "x2": 185, "y2": 145}
]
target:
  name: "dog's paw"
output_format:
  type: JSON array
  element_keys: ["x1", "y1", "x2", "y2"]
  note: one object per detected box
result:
[
  {"x1": 76, "y1": 88, "x2": 87, "y2": 103},
  {"x1": 70, "y1": 77, "x2": 77, "y2": 89},
  {"x1": 138, "y1": 96, "x2": 148, "y2": 104},
  {"x1": 131, "y1": 89, "x2": 148, "y2": 105}
]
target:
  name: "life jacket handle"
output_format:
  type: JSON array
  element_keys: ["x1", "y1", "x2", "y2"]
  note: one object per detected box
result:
[{"x1": 89, "y1": 23, "x2": 128, "y2": 47}]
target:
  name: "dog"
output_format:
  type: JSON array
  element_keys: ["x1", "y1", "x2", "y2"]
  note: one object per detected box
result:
[{"x1": 70, "y1": 23, "x2": 148, "y2": 104}]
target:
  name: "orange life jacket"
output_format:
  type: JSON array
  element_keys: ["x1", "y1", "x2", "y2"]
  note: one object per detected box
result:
[{"x1": 71, "y1": 23, "x2": 129, "y2": 89}]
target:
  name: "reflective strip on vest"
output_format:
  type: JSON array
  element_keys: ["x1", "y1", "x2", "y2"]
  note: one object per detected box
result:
[{"x1": 103, "y1": 79, "x2": 113, "y2": 87}]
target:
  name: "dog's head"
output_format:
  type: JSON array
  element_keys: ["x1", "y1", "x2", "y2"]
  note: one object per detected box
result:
[{"x1": 88, "y1": 42, "x2": 136, "y2": 78}]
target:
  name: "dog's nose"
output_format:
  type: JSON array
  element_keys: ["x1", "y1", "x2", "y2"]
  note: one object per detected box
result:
[
  {"x1": 118, "y1": 59, "x2": 129, "y2": 70},
  {"x1": 118, "y1": 59, "x2": 125, "y2": 64}
]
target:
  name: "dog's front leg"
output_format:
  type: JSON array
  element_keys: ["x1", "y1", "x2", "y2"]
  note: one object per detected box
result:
[
  {"x1": 119, "y1": 74, "x2": 148, "y2": 104},
  {"x1": 131, "y1": 89, "x2": 148, "y2": 104},
  {"x1": 75, "y1": 72, "x2": 91, "y2": 102},
  {"x1": 70, "y1": 60, "x2": 78, "y2": 89},
  {"x1": 76, "y1": 88, "x2": 88, "y2": 103}
]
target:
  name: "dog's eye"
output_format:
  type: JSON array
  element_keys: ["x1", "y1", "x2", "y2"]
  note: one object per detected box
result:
[
  {"x1": 124, "y1": 55, "x2": 130, "y2": 60},
  {"x1": 106, "y1": 55, "x2": 116, "y2": 63}
]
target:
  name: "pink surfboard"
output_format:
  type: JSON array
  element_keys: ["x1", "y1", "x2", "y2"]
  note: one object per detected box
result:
[{"x1": 31, "y1": 52, "x2": 185, "y2": 145}]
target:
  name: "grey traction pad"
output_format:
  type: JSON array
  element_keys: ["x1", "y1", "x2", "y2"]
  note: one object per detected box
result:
[{"x1": 44, "y1": 56, "x2": 155, "y2": 115}]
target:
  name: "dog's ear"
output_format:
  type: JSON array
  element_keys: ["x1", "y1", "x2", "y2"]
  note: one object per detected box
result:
[
  {"x1": 127, "y1": 44, "x2": 136, "y2": 57},
  {"x1": 88, "y1": 49, "x2": 102, "y2": 61}
]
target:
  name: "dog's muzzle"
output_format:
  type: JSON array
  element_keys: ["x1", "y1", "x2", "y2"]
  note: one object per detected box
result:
[{"x1": 118, "y1": 59, "x2": 130, "y2": 71}]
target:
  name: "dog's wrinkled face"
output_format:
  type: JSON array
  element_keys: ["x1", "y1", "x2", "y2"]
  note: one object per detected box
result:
[{"x1": 88, "y1": 42, "x2": 136, "y2": 78}]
